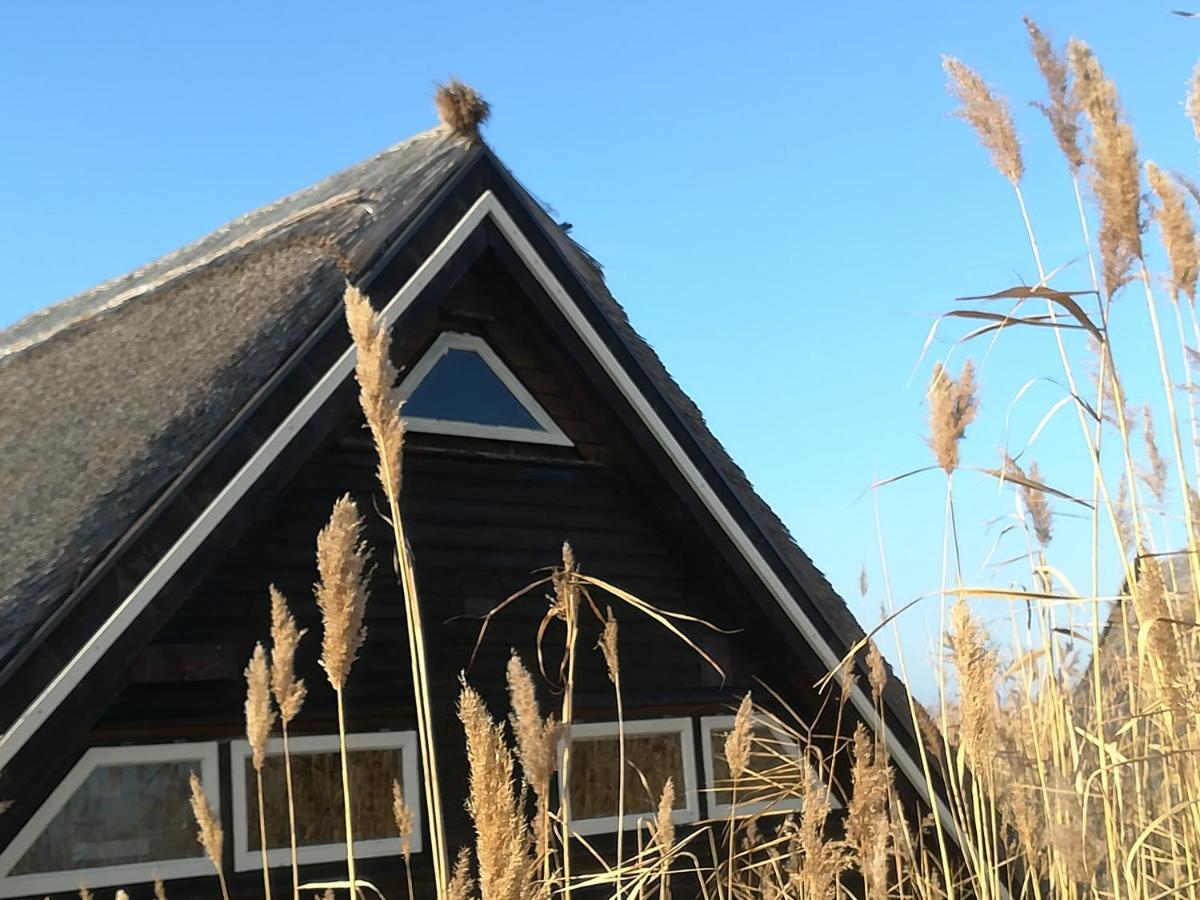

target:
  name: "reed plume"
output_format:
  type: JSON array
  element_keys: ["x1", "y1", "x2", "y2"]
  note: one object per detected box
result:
[
  {"x1": 153, "y1": 876, "x2": 167, "y2": 900},
  {"x1": 345, "y1": 282, "x2": 449, "y2": 894},
  {"x1": 943, "y1": 56, "x2": 1023, "y2": 185},
  {"x1": 867, "y1": 639, "x2": 888, "y2": 703},
  {"x1": 78, "y1": 883, "x2": 92, "y2": 900},
  {"x1": 507, "y1": 652, "x2": 559, "y2": 890},
  {"x1": 846, "y1": 724, "x2": 893, "y2": 899},
  {"x1": 1069, "y1": 39, "x2": 1142, "y2": 298},
  {"x1": 947, "y1": 598, "x2": 1000, "y2": 770},
  {"x1": 1139, "y1": 404, "x2": 1169, "y2": 507},
  {"x1": 393, "y1": 778, "x2": 415, "y2": 900},
  {"x1": 1024, "y1": 17, "x2": 1083, "y2": 172},
  {"x1": 458, "y1": 683, "x2": 538, "y2": 900},
  {"x1": 314, "y1": 494, "x2": 371, "y2": 895},
  {"x1": 446, "y1": 847, "x2": 475, "y2": 900},
  {"x1": 244, "y1": 641, "x2": 276, "y2": 900},
  {"x1": 655, "y1": 776, "x2": 676, "y2": 900},
  {"x1": 344, "y1": 283, "x2": 404, "y2": 500},
  {"x1": 269, "y1": 586, "x2": 306, "y2": 900},
  {"x1": 724, "y1": 693, "x2": 752, "y2": 900},
  {"x1": 188, "y1": 771, "x2": 230, "y2": 900},
  {"x1": 1147, "y1": 161, "x2": 1199, "y2": 302},
  {"x1": 1006, "y1": 455, "x2": 1053, "y2": 548},
  {"x1": 1132, "y1": 549, "x2": 1187, "y2": 710},
  {"x1": 928, "y1": 360, "x2": 979, "y2": 474}
]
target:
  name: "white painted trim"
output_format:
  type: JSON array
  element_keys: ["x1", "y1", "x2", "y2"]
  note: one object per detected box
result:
[
  {"x1": 229, "y1": 731, "x2": 420, "y2": 872},
  {"x1": 0, "y1": 188, "x2": 961, "y2": 858},
  {"x1": 0, "y1": 742, "x2": 219, "y2": 898},
  {"x1": 397, "y1": 330, "x2": 573, "y2": 446},
  {"x1": 559, "y1": 718, "x2": 699, "y2": 836},
  {"x1": 699, "y1": 714, "x2": 841, "y2": 819}
]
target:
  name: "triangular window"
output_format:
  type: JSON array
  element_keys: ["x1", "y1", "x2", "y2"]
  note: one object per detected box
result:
[{"x1": 398, "y1": 332, "x2": 572, "y2": 446}]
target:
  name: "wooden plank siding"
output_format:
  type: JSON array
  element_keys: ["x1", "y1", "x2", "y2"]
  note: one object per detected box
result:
[{"x1": 5, "y1": 253, "x2": 834, "y2": 900}]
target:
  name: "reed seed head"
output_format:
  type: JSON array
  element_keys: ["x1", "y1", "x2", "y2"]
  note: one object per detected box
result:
[
  {"x1": 314, "y1": 494, "x2": 370, "y2": 691},
  {"x1": 928, "y1": 360, "x2": 979, "y2": 474},
  {"x1": 725, "y1": 692, "x2": 754, "y2": 781},
  {"x1": 1133, "y1": 548, "x2": 1187, "y2": 709},
  {"x1": 947, "y1": 598, "x2": 1000, "y2": 770},
  {"x1": 1024, "y1": 17, "x2": 1084, "y2": 172},
  {"x1": 446, "y1": 847, "x2": 474, "y2": 900},
  {"x1": 943, "y1": 56, "x2": 1024, "y2": 185},
  {"x1": 1006, "y1": 455, "x2": 1053, "y2": 547},
  {"x1": 867, "y1": 639, "x2": 888, "y2": 702},
  {"x1": 269, "y1": 585, "x2": 307, "y2": 724},
  {"x1": 1147, "y1": 161, "x2": 1199, "y2": 302},
  {"x1": 115, "y1": 891, "x2": 129, "y2": 900},
  {"x1": 188, "y1": 771, "x2": 224, "y2": 871},
  {"x1": 846, "y1": 724, "x2": 892, "y2": 898},
  {"x1": 435, "y1": 80, "x2": 491, "y2": 144},
  {"x1": 78, "y1": 883, "x2": 93, "y2": 900},
  {"x1": 655, "y1": 776, "x2": 676, "y2": 854},
  {"x1": 505, "y1": 652, "x2": 559, "y2": 799},
  {"x1": 153, "y1": 876, "x2": 167, "y2": 900},
  {"x1": 244, "y1": 641, "x2": 275, "y2": 772},
  {"x1": 345, "y1": 284, "x2": 405, "y2": 501},
  {"x1": 458, "y1": 682, "x2": 537, "y2": 900},
  {"x1": 597, "y1": 607, "x2": 619, "y2": 684},
  {"x1": 392, "y1": 777, "x2": 413, "y2": 861},
  {"x1": 1069, "y1": 39, "x2": 1143, "y2": 298}
]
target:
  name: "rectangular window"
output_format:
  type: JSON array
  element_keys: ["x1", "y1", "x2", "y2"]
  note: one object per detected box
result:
[
  {"x1": 561, "y1": 718, "x2": 699, "y2": 835},
  {"x1": 700, "y1": 714, "x2": 830, "y2": 818},
  {"x1": 0, "y1": 742, "x2": 220, "y2": 898},
  {"x1": 230, "y1": 731, "x2": 420, "y2": 871}
]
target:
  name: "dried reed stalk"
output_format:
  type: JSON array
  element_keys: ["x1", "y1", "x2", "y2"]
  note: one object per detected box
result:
[
  {"x1": 314, "y1": 494, "x2": 371, "y2": 897},
  {"x1": 188, "y1": 771, "x2": 230, "y2": 900},
  {"x1": 269, "y1": 586, "x2": 307, "y2": 900},
  {"x1": 597, "y1": 610, "x2": 626, "y2": 899},
  {"x1": 245, "y1": 641, "x2": 276, "y2": 900},
  {"x1": 345, "y1": 283, "x2": 449, "y2": 894}
]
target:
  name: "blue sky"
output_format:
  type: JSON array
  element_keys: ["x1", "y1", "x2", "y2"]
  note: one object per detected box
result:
[{"x1": 2, "y1": 1, "x2": 1198, "y2": 700}]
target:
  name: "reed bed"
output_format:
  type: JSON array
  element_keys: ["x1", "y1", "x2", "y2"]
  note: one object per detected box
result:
[{"x1": 87, "y1": 17, "x2": 1200, "y2": 900}]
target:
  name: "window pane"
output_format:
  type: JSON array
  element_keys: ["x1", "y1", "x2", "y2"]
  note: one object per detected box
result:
[
  {"x1": 404, "y1": 349, "x2": 543, "y2": 430},
  {"x1": 570, "y1": 732, "x2": 687, "y2": 819},
  {"x1": 708, "y1": 725, "x2": 798, "y2": 808},
  {"x1": 246, "y1": 748, "x2": 404, "y2": 851},
  {"x1": 12, "y1": 760, "x2": 200, "y2": 874}
]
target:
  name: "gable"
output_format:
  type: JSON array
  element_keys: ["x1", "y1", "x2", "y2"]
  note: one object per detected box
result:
[{"x1": 0, "y1": 152, "x2": 953, "y2": 882}]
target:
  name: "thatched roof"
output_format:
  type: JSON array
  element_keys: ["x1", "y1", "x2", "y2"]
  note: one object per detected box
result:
[{"x1": 0, "y1": 127, "x2": 471, "y2": 664}]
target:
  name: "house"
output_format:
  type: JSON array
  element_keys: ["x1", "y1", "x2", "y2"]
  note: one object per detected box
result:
[{"x1": 0, "y1": 87, "x2": 946, "y2": 899}]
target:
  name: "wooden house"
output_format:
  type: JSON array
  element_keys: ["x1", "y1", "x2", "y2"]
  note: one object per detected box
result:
[{"x1": 0, "y1": 93, "x2": 946, "y2": 898}]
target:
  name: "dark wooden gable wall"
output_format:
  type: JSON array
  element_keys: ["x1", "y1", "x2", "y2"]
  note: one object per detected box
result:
[{"x1": 4, "y1": 249, "x2": 847, "y2": 900}]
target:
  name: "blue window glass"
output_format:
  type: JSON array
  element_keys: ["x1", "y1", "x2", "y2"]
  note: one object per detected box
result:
[{"x1": 404, "y1": 349, "x2": 543, "y2": 430}]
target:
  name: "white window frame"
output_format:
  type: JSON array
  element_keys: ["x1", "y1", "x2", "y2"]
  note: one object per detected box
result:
[
  {"x1": 230, "y1": 731, "x2": 421, "y2": 872},
  {"x1": 0, "y1": 741, "x2": 220, "y2": 898},
  {"x1": 700, "y1": 714, "x2": 840, "y2": 818},
  {"x1": 397, "y1": 331, "x2": 573, "y2": 446},
  {"x1": 559, "y1": 717, "x2": 699, "y2": 836}
]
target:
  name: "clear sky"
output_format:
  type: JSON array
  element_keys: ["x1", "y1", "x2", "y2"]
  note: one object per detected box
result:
[{"x1": 2, "y1": 1, "x2": 1198, "y2": 700}]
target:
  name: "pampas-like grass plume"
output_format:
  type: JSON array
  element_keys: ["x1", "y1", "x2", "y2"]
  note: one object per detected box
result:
[
  {"x1": 867, "y1": 639, "x2": 888, "y2": 702},
  {"x1": 393, "y1": 778, "x2": 414, "y2": 861},
  {"x1": 725, "y1": 693, "x2": 754, "y2": 781},
  {"x1": 188, "y1": 771, "x2": 230, "y2": 900},
  {"x1": 345, "y1": 284, "x2": 405, "y2": 501},
  {"x1": 314, "y1": 494, "x2": 370, "y2": 691},
  {"x1": 1024, "y1": 17, "x2": 1083, "y2": 172},
  {"x1": 655, "y1": 776, "x2": 676, "y2": 855},
  {"x1": 1069, "y1": 39, "x2": 1143, "y2": 298},
  {"x1": 947, "y1": 598, "x2": 1000, "y2": 769},
  {"x1": 269, "y1": 586, "x2": 307, "y2": 723},
  {"x1": 446, "y1": 847, "x2": 475, "y2": 900},
  {"x1": 943, "y1": 56, "x2": 1024, "y2": 185},
  {"x1": 506, "y1": 653, "x2": 558, "y2": 800},
  {"x1": 245, "y1": 642, "x2": 275, "y2": 772},
  {"x1": 458, "y1": 683, "x2": 538, "y2": 900},
  {"x1": 928, "y1": 360, "x2": 979, "y2": 474},
  {"x1": 78, "y1": 883, "x2": 93, "y2": 900},
  {"x1": 846, "y1": 724, "x2": 893, "y2": 899},
  {"x1": 1147, "y1": 161, "x2": 1199, "y2": 302},
  {"x1": 1007, "y1": 455, "x2": 1054, "y2": 547},
  {"x1": 1133, "y1": 549, "x2": 1187, "y2": 710},
  {"x1": 436, "y1": 80, "x2": 491, "y2": 144},
  {"x1": 153, "y1": 876, "x2": 167, "y2": 900}
]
